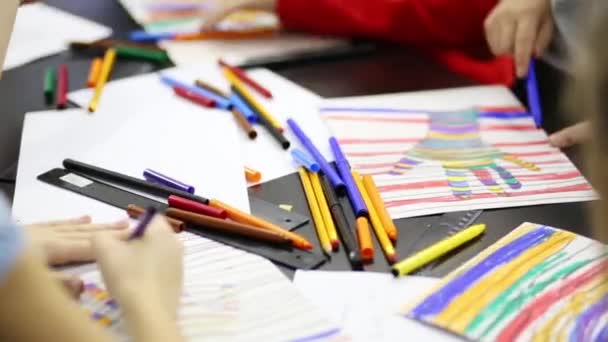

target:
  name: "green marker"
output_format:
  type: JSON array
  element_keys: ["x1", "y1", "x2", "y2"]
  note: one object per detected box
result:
[
  {"x1": 115, "y1": 45, "x2": 170, "y2": 65},
  {"x1": 43, "y1": 67, "x2": 57, "y2": 105}
]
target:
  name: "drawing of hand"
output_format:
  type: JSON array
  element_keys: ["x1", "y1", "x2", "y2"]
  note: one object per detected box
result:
[{"x1": 390, "y1": 110, "x2": 540, "y2": 198}]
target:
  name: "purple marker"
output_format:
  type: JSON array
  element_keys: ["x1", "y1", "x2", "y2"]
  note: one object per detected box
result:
[
  {"x1": 128, "y1": 207, "x2": 156, "y2": 240},
  {"x1": 329, "y1": 137, "x2": 368, "y2": 218},
  {"x1": 143, "y1": 169, "x2": 195, "y2": 194}
]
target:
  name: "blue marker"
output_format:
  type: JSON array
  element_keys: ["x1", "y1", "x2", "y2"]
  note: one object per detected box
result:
[
  {"x1": 129, "y1": 30, "x2": 175, "y2": 43},
  {"x1": 291, "y1": 149, "x2": 320, "y2": 173},
  {"x1": 229, "y1": 93, "x2": 258, "y2": 123},
  {"x1": 128, "y1": 207, "x2": 157, "y2": 240},
  {"x1": 160, "y1": 75, "x2": 232, "y2": 110},
  {"x1": 329, "y1": 137, "x2": 368, "y2": 217},
  {"x1": 526, "y1": 59, "x2": 543, "y2": 128},
  {"x1": 287, "y1": 118, "x2": 345, "y2": 193}
]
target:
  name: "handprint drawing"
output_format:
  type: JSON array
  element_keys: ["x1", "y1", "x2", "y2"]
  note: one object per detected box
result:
[{"x1": 389, "y1": 110, "x2": 540, "y2": 199}]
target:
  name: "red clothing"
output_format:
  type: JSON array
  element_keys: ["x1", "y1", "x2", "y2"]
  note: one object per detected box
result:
[{"x1": 277, "y1": 0, "x2": 515, "y2": 86}]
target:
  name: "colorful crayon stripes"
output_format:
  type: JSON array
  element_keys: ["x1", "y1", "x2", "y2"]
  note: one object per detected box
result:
[{"x1": 408, "y1": 225, "x2": 608, "y2": 341}]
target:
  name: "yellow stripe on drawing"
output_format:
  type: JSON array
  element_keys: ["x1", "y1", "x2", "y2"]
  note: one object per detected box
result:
[
  {"x1": 402, "y1": 223, "x2": 539, "y2": 313},
  {"x1": 450, "y1": 187, "x2": 471, "y2": 192},
  {"x1": 434, "y1": 231, "x2": 575, "y2": 332},
  {"x1": 446, "y1": 176, "x2": 467, "y2": 182},
  {"x1": 532, "y1": 279, "x2": 608, "y2": 342},
  {"x1": 443, "y1": 159, "x2": 493, "y2": 169},
  {"x1": 427, "y1": 131, "x2": 479, "y2": 140},
  {"x1": 488, "y1": 186, "x2": 504, "y2": 193}
]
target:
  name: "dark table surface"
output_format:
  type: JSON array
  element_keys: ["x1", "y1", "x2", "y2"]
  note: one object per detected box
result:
[{"x1": 0, "y1": 0, "x2": 593, "y2": 278}]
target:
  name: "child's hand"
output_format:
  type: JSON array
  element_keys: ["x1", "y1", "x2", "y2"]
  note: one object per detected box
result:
[
  {"x1": 484, "y1": 0, "x2": 554, "y2": 78},
  {"x1": 25, "y1": 216, "x2": 130, "y2": 266},
  {"x1": 200, "y1": 0, "x2": 276, "y2": 31},
  {"x1": 93, "y1": 216, "x2": 183, "y2": 317},
  {"x1": 549, "y1": 121, "x2": 590, "y2": 148}
]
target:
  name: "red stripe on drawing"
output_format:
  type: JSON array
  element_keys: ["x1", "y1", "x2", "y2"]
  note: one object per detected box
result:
[
  {"x1": 338, "y1": 138, "x2": 548, "y2": 146},
  {"x1": 515, "y1": 171, "x2": 582, "y2": 181},
  {"x1": 324, "y1": 116, "x2": 429, "y2": 124},
  {"x1": 346, "y1": 150, "x2": 559, "y2": 158},
  {"x1": 338, "y1": 138, "x2": 422, "y2": 145},
  {"x1": 385, "y1": 183, "x2": 592, "y2": 207},
  {"x1": 354, "y1": 159, "x2": 570, "y2": 170},
  {"x1": 483, "y1": 124, "x2": 538, "y2": 131},
  {"x1": 496, "y1": 259, "x2": 608, "y2": 342},
  {"x1": 377, "y1": 171, "x2": 583, "y2": 192},
  {"x1": 493, "y1": 140, "x2": 549, "y2": 147}
]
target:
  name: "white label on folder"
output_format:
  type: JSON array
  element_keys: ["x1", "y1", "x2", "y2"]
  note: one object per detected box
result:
[{"x1": 60, "y1": 173, "x2": 93, "y2": 188}]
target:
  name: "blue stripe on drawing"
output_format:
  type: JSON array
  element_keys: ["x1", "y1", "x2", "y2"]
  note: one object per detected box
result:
[
  {"x1": 410, "y1": 227, "x2": 555, "y2": 319},
  {"x1": 478, "y1": 112, "x2": 531, "y2": 119},
  {"x1": 570, "y1": 294, "x2": 608, "y2": 342},
  {"x1": 429, "y1": 124, "x2": 478, "y2": 134},
  {"x1": 290, "y1": 328, "x2": 342, "y2": 342},
  {"x1": 448, "y1": 181, "x2": 469, "y2": 188}
]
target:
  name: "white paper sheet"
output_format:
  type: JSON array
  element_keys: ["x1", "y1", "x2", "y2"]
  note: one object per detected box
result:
[
  {"x1": 160, "y1": 35, "x2": 348, "y2": 67},
  {"x1": 4, "y1": 3, "x2": 112, "y2": 70},
  {"x1": 116, "y1": 0, "x2": 346, "y2": 67},
  {"x1": 293, "y1": 271, "x2": 462, "y2": 341},
  {"x1": 320, "y1": 86, "x2": 597, "y2": 219},
  {"x1": 68, "y1": 64, "x2": 333, "y2": 184},
  {"x1": 12, "y1": 108, "x2": 249, "y2": 224},
  {"x1": 78, "y1": 232, "x2": 342, "y2": 341}
]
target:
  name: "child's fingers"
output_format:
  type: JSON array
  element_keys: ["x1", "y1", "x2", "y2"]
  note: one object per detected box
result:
[
  {"x1": 47, "y1": 240, "x2": 94, "y2": 265},
  {"x1": 53, "y1": 220, "x2": 130, "y2": 233},
  {"x1": 514, "y1": 17, "x2": 539, "y2": 78},
  {"x1": 549, "y1": 122, "x2": 591, "y2": 148},
  {"x1": 51, "y1": 272, "x2": 84, "y2": 299},
  {"x1": 27, "y1": 215, "x2": 92, "y2": 228},
  {"x1": 484, "y1": 14, "x2": 502, "y2": 55},
  {"x1": 535, "y1": 16, "x2": 554, "y2": 57},
  {"x1": 496, "y1": 21, "x2": 516, "y2": 56}
]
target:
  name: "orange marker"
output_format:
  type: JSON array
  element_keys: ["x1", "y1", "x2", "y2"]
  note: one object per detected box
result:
[
  {"x1": 209, "y1": 199, "x2": 313, "y2": 250},
  {"x1": 174, "y1": 28, "x2": 276, "y2": 41},
  {"x1": 362, "y1": 175, "x2": 398, "y2": 241},
  {"x1": 86, "y1": 58, "x2": 103, "y2": 88},
  {"x1": 352, "y1": 171, "x2": 397, "y2": 264},
  {"x1": 245, "y1": 167, "x2": 261, "y2": 183},
  {"x1": 356, "y1": 217, "x2": 374, "y2": 261}
]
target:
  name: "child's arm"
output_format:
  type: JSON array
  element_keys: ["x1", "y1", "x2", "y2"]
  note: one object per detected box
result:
[
  {"x1": 201, "y1": 0, "x2": 497, "y2": 48},
  {"x1": 484, "y1": 0, "x2": 554, "y2": 78},
  {"x1": 277, "y1": 0, "x2": 497, "y2": 48}
]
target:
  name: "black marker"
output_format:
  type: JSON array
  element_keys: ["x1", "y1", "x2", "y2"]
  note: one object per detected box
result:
[{"x1": 320, "y1": 174, "x2": 362, "y2": 270}]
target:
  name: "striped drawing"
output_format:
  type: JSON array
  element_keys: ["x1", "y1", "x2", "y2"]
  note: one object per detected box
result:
[
  {"x1": 388, "y1": 109, "x2": 539, "y2": 198},
  {"x1": 320, "y1": 100, "x2": 596, "y2": 219},
  {"x1": 403, "y1": 223, "x2": 608, "y2": 342}
]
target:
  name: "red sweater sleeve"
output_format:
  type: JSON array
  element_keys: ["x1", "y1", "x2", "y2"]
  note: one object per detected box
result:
[
  {"x1": 277, "y1": 0, "x2": 515, "y2": 86},
  {"x1": 277, "y1": 0, "x2": 497, "y2": 48}
]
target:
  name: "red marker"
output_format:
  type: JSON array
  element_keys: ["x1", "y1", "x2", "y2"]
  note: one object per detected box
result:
[
  {"x1": 56, "y1": 64, "x2": 69, "y2": 109},
  {"x1": 173, "y1": 85, "x2": 216, "y2": 108},
  {"x1": 218, "y1": 59, "x2": 273, "y2": 99},
  {"x1": 168, "y1": 195, "x2": 228, "y2": 220}
]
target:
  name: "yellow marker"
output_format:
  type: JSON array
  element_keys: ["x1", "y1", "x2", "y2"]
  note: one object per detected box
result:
[
  {"x1": 297, "y1": 168, "x2": 332, "y2": 254},
  {"x1": 309, "y1": 171, "x2": 339, "y2": 250},
  {"x1": 362, "y1": 174, "x2": 398, "y2": 241},
  {"x1": 222, "y1": 68, "x2": 282, "y2": 130},
  {"x1": 352, "y1": 170, "x2": 395, "y2": 263},
  {"x1": 88, "y1": 48, "x2": 116, "y2": 113},
  {"x1": 392, "y1": 224, "x2": 486, "y2": 277}
]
